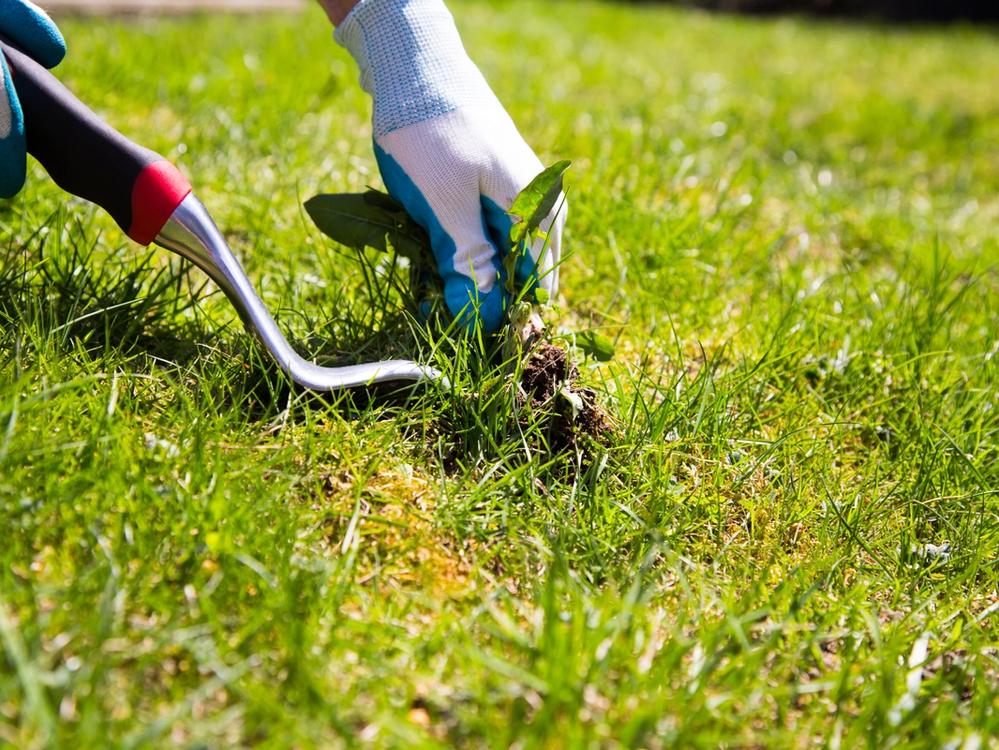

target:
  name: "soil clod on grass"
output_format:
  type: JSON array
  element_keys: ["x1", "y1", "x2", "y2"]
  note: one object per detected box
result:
[
  {"x1": 521, "y1": 341, "x2": 613, "y2": 457},
  {"x1": 523, "y1": 341, "x2": 575, "y2": 402}
]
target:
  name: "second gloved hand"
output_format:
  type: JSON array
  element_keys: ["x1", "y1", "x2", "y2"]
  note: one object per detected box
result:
[
  {"x1": 0, "y1": 0, "x2": 65, "y2": 198},
  {"x1": 335, "y1": 0, "x2": 566, "y2": 335}
]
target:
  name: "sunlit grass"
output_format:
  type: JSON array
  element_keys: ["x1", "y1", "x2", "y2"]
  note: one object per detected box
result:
[{"x1": 0, "y1": 2, "x2": 996, "y2": 746}]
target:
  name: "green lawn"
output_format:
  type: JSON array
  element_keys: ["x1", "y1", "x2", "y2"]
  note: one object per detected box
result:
[{"x1": 1, "y1": 2, "x2": 997, "y2": 747}]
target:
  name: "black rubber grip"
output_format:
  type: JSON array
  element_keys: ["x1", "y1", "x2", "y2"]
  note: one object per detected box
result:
[{"x1": 1, "y1": 39, "x2": 167, "y2": 235}]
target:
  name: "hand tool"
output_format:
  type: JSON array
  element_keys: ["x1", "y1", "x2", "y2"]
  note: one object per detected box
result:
[{"x1": 1, "y1": 39, "x2": 446, "y2": 391}]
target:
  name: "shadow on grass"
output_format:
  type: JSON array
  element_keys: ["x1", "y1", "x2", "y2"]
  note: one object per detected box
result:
[
  {"x1": 0, "y1": 217, "x2": 626, "y2": 493},
  {"x1": 0, "y1": 219, "x2": 438, "y2": 423}
]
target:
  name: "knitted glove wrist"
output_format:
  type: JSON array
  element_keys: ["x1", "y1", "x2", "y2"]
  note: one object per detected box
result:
[{"x1": 335, "y1": 0, "x2": 493, "y2": 137}]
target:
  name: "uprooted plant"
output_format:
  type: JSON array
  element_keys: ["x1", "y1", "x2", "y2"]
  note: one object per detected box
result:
[{"x1": 304, "y1": 163, "x2": 615, "y2": 459}]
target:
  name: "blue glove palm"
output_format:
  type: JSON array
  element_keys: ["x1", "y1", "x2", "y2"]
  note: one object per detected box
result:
[{"x1": 0, "y1": 0, "x2": 66, "y2": 198}]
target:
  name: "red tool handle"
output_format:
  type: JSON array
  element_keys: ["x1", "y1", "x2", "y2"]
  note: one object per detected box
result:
[{"x1": 1, "y1": 40, "x2": 192, "y2": 245}]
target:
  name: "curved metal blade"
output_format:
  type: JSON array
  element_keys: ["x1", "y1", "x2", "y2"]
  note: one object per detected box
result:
[{"x1": 156, "y1": 194, "x2": 447, "y2": 391}]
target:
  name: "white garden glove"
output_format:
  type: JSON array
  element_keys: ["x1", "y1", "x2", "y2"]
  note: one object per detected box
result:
[{"x1": 335, "y1": 0, "x2": 565, "y2": 334}]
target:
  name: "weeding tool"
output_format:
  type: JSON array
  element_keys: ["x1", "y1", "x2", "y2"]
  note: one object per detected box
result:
[{"x1": 1, "y1": 40, "x2": 445, "y2": 391}]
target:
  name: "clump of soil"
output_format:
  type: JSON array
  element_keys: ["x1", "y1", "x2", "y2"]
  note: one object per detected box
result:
[
  {"x1": 522, "y1": 342, "x2": 574, "y2": 401},
  {"x1": 521, "y1": 341, "x2": 613, "y2": 456}
]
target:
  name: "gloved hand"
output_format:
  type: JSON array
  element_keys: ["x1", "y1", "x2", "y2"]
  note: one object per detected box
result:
[
  {"x1": 0, "y1": 0, "x2": 65, "y2": 198},
  {"x1": 335, "y1": 0, "x2": 566, "y2": 334}
]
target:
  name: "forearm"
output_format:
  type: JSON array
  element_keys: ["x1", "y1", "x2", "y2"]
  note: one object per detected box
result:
[{"x1": 316, "y1": 0, "x2": 360, "y2": 26}]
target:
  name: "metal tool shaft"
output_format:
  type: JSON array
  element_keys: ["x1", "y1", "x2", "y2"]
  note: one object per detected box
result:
[{"x1": 157, "y1": 195, "x2": 446, "y2": 390}]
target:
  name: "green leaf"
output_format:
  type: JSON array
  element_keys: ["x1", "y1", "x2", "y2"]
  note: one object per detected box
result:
[
  {"x1": 361, "y1": 188, "x2": 407, "y2": 213},
  {"x1": 304, "y1": 190, "x2": 431, "y2": 264},
  {"x1": 508, "y1": 160, "x2": 571, "y2": 247},
  {"x1": 575, "y1": 330, "x2": 615, "y2": 362}
]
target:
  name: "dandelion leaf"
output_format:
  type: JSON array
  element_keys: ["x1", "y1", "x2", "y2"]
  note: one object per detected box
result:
[
  {"x1": 508, "y1": 160, "x2": 571, "y2": 247},
  {"x1": 305, "y1": 190, "x2": 431, "y2": 263}
]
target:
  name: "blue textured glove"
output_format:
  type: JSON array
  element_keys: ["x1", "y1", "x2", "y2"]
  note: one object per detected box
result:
[
  {"x1": 335, "y1": 0, "x2": 566, "y2": 334},
  {"x1": 0, "y1": 0, "x2": 65, "y2": 198}
]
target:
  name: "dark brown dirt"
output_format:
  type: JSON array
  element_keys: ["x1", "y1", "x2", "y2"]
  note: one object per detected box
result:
[
  {"x1": 521, "y1": 342, "x2": 613, "y2": 457},
  {"x1": 523, "y1": 342, "x2": 576, "y2": 402}
]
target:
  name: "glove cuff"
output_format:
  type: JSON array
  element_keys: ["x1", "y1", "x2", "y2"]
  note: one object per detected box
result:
[{"x1": 335, "y1": 0, "x2": 493, "y2": 137}]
